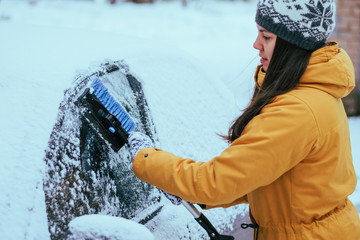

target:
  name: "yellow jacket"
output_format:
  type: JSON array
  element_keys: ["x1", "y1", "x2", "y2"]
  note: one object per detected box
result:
[{"x1": 133, "y1": 43, "x2": 360, "y2": 239}]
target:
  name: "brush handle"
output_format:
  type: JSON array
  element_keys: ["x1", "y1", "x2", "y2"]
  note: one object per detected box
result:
[{"x1": 182, "y1": 201, "x2": 234, "y2": 240}]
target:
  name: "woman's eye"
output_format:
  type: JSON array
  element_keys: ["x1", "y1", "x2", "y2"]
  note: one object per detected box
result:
[{"x1": 263, "y1": 36, "x2": 270, "y2": 40}]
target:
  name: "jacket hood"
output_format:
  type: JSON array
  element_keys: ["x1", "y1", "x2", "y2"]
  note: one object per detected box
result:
[{"x1": 255, "y1": 42, "x2": 355, "y2": 99}]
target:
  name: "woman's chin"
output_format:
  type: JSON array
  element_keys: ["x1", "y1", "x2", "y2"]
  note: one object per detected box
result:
[{"x1": 262, "y1": 65, "x2": 267, "y2": 72}]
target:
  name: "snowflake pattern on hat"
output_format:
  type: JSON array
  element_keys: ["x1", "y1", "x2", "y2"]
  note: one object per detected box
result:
[
  {"x1": 303, "y1": 1, "x2": 334, "y2": 31},
  {"x1": 256, "y1": 0, "x2": 336, "y2": 50}
]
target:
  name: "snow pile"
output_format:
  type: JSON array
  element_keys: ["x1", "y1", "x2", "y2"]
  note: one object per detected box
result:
[{"x1": 67, "y1": 214, "x2": 154, "y2": 240}]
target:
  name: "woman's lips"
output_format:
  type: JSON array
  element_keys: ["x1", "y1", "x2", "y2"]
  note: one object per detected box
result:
[{"x1": 260, "y1": 58, "x2": 267, "y2": 64}]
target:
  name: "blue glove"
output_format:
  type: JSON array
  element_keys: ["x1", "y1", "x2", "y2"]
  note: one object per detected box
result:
[{"x1": 128, "y1": 131, "x2": 182, "y2": 206}]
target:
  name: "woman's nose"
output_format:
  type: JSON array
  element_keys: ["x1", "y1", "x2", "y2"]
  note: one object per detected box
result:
[{"x1": 253, "y1": 36, "x2": 263, "y2": 51}]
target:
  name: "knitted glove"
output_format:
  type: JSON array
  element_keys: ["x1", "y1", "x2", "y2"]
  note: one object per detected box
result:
[
  {"x1": 128, "y1": 131, "x2": 154, "y2": 162},
  {"x1": 128, "y1": 132, "x2": 182, "y2": 206},
  {"x1": 160, "y1": 190, "x2": 183, "y2": 206}
]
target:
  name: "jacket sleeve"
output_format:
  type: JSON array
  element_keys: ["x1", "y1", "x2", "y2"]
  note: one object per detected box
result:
[{"x1": 133, "y1": 95, "x2": 318, "y2": 207}]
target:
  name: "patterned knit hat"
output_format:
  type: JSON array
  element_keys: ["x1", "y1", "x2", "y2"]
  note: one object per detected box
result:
[{"x1": 256, "y1": 0, "x2": 336, "y2": 51}]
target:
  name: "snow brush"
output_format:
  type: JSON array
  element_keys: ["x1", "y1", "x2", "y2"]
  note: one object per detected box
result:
[
  {"x1": 76, "y1": 78, "x2": 234, "y2": 240},
  {"x1": 162, "y1": 192, "x2": 234, "y2": 239},
  {"x1": 182, "y1": 201, "x2": 234, "y2": 240},
  {"x1": 76, "y1": 77, "x2": 136, "y2": 151}
]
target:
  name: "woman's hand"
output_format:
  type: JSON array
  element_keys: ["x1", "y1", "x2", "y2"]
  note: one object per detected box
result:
[
  {"x1": 128, "y1": 131, "x2": 154, "y2": 162},
  {"x1": 160, "y1": 190, "x2": 182, "y2": 205},
  {"x1": 128, "y1": 131, "x2": 182, "y2": 205}
]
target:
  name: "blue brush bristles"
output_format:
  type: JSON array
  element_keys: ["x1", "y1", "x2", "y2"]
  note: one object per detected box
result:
[{"x1": 90, "y1": 78, "x2": 136, "y2": 133}]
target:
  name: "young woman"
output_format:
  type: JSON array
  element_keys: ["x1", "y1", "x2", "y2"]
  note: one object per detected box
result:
[{"x1": 128, "y1": 0, "x2": 360, "y2": 239}]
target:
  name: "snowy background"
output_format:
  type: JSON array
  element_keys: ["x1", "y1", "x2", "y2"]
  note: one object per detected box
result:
[{"x1": 0, "y1": 0, "x2": 358, "y2": 239}]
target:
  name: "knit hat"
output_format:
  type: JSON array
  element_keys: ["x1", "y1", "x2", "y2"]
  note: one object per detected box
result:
[{"x1": 255, "y1": 0, "x2": 336, "y2": 51}]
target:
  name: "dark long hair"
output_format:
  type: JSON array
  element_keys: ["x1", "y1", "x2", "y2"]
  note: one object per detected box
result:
[{"x1": 225, "y1": 37, "x2": 313, "y2": 143}]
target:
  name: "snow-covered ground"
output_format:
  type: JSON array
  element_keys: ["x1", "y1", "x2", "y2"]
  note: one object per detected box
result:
[{"x1": 0, "y1": 0, "x2": 358, "y2": 239}]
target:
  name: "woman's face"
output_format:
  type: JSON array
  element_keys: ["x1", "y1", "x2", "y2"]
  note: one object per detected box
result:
[{"x1": 253, "y1": 25, "x2": 277, "y2": 72}]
